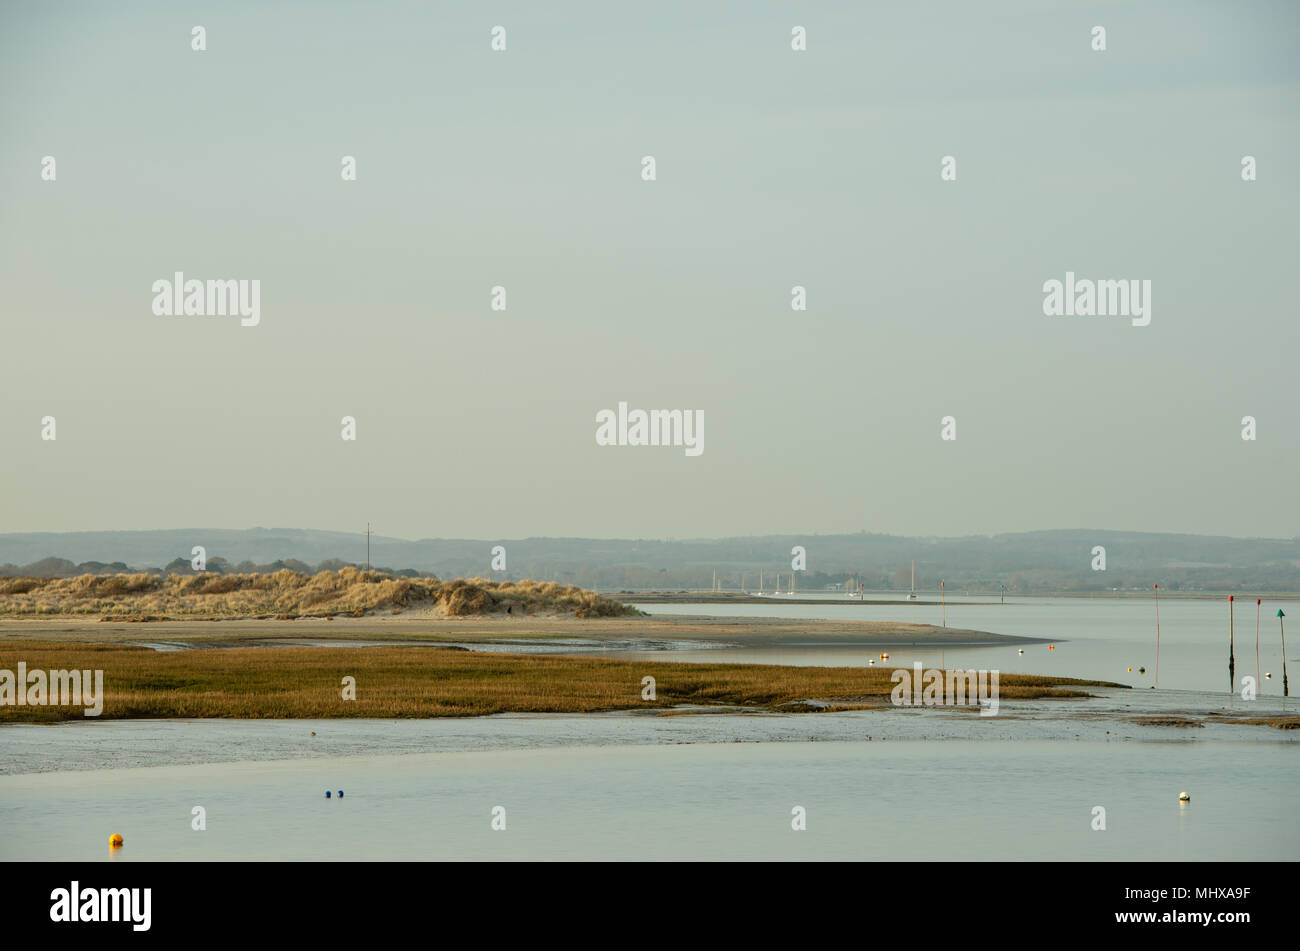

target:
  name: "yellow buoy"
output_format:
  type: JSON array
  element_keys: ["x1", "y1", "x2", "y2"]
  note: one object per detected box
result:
[
  {"x1": 109, "y1": 834, "x2": 123, "y2": 848},
  {"x1": 1127, "y1": 666, "x2": 1132, "y2": 672}
]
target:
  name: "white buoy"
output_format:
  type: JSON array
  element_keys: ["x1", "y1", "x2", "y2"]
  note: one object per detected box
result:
[
  {"x1": 1179, "y1": 792, "x2": 1190, "y2": 802},
  {"x1": 1017, "y1": 649, "x2": 1024, "y2": 655}
]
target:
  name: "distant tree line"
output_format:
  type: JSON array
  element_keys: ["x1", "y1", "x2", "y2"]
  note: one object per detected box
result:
[
  {"x1": 3, "y1": 528, "x2": 1298, "y2": 594},
  {"x1": 0, "y1": 556, "x2": 427, "y2": 580}
]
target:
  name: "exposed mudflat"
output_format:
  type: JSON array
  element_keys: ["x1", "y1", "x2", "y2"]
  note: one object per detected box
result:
[{"x1": 0, "y1": 614, "x2": 1049, "y2": 651}]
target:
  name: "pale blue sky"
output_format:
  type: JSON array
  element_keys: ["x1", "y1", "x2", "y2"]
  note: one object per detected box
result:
[{"x1": 2, "y1": 1, "x2": 1297, "y2": 540}]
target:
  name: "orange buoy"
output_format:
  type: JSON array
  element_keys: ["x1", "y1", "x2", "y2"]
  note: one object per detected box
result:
[{"x1": 109, "y1": 834, "x2": 123, "y2": 848}]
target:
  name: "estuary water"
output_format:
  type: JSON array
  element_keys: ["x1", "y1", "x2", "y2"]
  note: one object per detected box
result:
[
  {"x1": 626, "y1": 596, "x2": 1297, "y2": 696},
  {"x1": 1, "y1": 595, "x2": 1295, "y2": 862},
  {"x1": 0, "y1": 734, "x2": 1293, "y2": 861}
]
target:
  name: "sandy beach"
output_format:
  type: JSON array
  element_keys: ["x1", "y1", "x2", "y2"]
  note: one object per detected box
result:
[{"x1": 0, "y1": 613, "x2": 1049, "y2": 650}]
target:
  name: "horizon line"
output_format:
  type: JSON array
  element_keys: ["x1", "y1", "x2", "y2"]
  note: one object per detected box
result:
[{"x1": 1, "y1": 526, "x2": 1297, "y2": 544}]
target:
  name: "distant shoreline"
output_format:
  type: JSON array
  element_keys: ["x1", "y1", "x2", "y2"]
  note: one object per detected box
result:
[
  {"x1": 629, "y1": 592, "x2": 991, "y2": 606},
  {"x1": 621, "y1": 590, "x2": 1300, "y2": 603}
]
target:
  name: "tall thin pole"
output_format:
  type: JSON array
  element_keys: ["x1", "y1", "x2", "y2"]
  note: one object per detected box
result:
[
  {"x1": 1153, "y1": 584, "x2": 1161, "y2": 688},
  {"x1": 365, "y1": 522, "x2": 373, "y2": 571},
  {"x1": 1256, "y1": 599, "x2": 1261, "y2": 689},
  {"x1": 1228, "y1": 595, "x2": 1235, "y2": 695},
  {"x1": 1280, "y1": 610, "x2": 1289, "y2": 698},
  {"x1": 941, "y1": 580, "x2": 946, "y2": 627}
]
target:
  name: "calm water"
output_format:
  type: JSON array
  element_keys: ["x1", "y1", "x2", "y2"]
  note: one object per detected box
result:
[
  {"x1": 3, "y1": 689, "x2": 1293, "y2": 776},
  {"x1": 628, "y1": 596, "x2": 1295, "y2": 696},
  {"x1": 2, "y1": 596, "x2": 1295, "y2": 861},
  {"x1": 1, "y1": 738, "x2": 1293, "y2": 861}
]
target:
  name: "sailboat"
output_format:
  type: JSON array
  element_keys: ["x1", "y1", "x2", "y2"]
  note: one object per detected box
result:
[{"x1": 906, "y1": 561, "x2": 919, "y2": 601}]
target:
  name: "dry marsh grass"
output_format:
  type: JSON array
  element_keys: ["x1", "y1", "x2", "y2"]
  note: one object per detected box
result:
[
  {"x1": 0, "y1": 641, "x2": 1109, "y2": 722},
  {"x1": 1208, "y1": 714, "x2": 1300, "y2": 730},
  {"x1": 0, "y1": 570, "x2": 638, "y2": 620},
  {"x1": 1130, "y1": 715, "x2": 1205, "y2": 728}
]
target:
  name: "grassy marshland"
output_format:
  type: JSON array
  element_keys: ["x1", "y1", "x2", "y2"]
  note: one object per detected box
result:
[
  {"x1": 0, "y1": 642, "x2": 1111, "y2": 722},
  {"x1": 0, "y1": 570, "x2": 639, "y2": 620}
]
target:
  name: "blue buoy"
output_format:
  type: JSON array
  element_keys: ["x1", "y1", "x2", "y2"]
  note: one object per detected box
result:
[
  {"x1": 325, "y1": 790, "x2": 331, "y2": 798},
  {"x1": 337, "y1": 790, "x2": 344, "y2": 798}
]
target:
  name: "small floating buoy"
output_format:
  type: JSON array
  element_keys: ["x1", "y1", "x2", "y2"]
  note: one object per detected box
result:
[
  {"x1": 325, "y1": 790, "x2": 331, "y2": 799},
  {"x1": 879, "y1": 652, "x2": 889, "y2": 661},
  {"x1": 1138, "y1": 666, "x2": 1146, "y2": 674},
  {"x1": 337, "y1": 790, "x2": 344, "y2": 798},
  {"x1": 1266, "y1": 672, "x2": 1273, "y2": 679},
  {"x1": 1017, "y1": 649, "x2": 1024, "y2": 655},
  {"x1": 1179, "y1": 792, "x2": 1190, "y2": 802},
  {"x1": 311, "y1": 731, "x2": 316, "y2": 736},
  {"x1": 1048, "y1": 645, "x2": 1055, "y2": 651},
  {"x1": 1127, "y1": 666, "x2": 1132, "y2": 672},
  {"x1": 868, "y1": 659, "x2": 875, "y2": 665},
  {"x1": 108, "y1": 834, "x2": 123, "y2": 848}
]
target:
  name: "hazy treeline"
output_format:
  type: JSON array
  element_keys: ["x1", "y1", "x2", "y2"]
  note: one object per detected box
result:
[
  {"x1": 0, "y1": 555, "x2": 413, "y2": 579},
  {"x1": 1, "y1": 529, "x2": 1297, "y2": 594}
]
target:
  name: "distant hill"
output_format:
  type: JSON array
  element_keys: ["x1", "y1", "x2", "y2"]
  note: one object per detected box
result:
[{"x1": 1, "y1": 528, "x2": 1298, "y2": 594}]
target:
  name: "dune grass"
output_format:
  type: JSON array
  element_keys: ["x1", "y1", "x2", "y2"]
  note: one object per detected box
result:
[
  {"x1": 0, "y1": 570, "x2": 638, "y2": 620},
  {"x1": 0, "y1": 641, "x2": 1109, "y2": 722}
]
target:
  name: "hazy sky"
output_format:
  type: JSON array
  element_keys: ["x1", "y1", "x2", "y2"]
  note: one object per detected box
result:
[{"x1": 2, "y1": 1, "x2": 1297, "y2": 540}]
